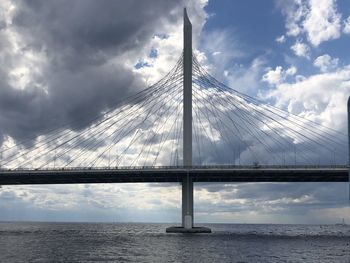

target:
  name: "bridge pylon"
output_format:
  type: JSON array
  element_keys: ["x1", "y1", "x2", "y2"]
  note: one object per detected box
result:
[{"x1": 166, "y1": 8, "x2": 211, "y2": 233}]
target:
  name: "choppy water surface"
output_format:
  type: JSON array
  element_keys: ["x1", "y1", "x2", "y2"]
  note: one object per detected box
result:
[{"x1": 0, "y1": 222, "x2": 349, "y2": 262}]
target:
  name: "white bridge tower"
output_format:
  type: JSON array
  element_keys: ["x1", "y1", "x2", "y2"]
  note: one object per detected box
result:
[{"x1": 166, "y1": 8, "x2": 211, "y2": 233}]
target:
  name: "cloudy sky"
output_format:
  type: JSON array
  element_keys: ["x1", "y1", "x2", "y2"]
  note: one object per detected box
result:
[{"x1": 0, "y1": 0, "x2": 349, "y2": 224}]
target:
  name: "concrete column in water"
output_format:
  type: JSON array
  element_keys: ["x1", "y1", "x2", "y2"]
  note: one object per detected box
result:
[{"x1": 182, "y1": 8, "x2": 193, "y2": 229}]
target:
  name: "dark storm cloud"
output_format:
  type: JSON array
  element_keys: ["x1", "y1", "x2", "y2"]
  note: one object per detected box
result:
[
  {"x1": 0, "y1": 0, "x2": 183, "y2": 143},
  {"x1": 13, "y1": 0, "x2": 181, "y2": 67}
]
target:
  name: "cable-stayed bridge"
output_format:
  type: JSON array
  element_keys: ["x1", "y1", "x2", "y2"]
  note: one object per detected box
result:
[{"x1": 0, "y1": 9, "x2": 349, "y2": 232}]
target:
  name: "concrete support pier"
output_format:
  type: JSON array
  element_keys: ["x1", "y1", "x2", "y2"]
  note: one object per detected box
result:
[
  {"x1": 166, "y1": 8, "x2": 211, "y2": 234},
  {"x1": 182, "y1": 173, "x2": 193, "y2": 228},
  {"x1": 166, "y1": 226, "x2": 212, "y2": 233}
]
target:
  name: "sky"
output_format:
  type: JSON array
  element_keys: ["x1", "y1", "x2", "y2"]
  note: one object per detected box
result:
[{"x1": 0, "y1": 0, "x2": 350, "y2": 224}]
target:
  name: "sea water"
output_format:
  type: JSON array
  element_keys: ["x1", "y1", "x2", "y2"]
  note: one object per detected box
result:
[{"x1": 0, "y1": 222, "x2": 349, "y2": 262}]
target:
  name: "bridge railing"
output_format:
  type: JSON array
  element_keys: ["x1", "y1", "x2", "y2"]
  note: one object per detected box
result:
[{"x1": 0, "y1": 164, "x2": 348, "y2": 172}]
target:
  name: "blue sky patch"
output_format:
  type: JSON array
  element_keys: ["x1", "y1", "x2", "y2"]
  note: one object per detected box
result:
[
  {"x1": 134, "y1": 59, "x2": 151, "y2": 69},
  {"x1": 149, "y1": 48, "x2": 158, "y2": 58}
]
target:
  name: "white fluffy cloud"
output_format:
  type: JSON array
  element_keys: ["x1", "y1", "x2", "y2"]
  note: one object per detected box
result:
[
  {"x1": 290, "y1": 40, "x2": 310, "y2": 58},
  {"x1": 279, "y1": 0, "x2": 342, "y2": 47},
  {"x1": 262, "y1": 66, "x2": 284, "y2": 85},
  {"x1": 286, "y1": 66, "x2": 297, "y2": 76},
  {"x1": 344, "y1": 16, "x2": 350, "y2": 34},
  {"x1": 313, "y1": 54, "x2": 339, "y2": 72},
  {"x1": 279, "y1": 0, "x2": 308, "y2": 37},
  {"x1": 303, "y1": 0, "x2": 342, "y2": 46},
  {"x1": 262, "y1": 65, "x2": 297, "y2": 85},
  {"x1": 266, "y1": 64, "x2": 350, "y2": 130},
  {"x1": 275, "y1": 35, "x2": 286, "y2": 43}
]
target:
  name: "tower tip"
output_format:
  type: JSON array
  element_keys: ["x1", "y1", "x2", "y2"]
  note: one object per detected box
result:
[{"x1": 184, "y1": 7, "x2": 191, "y2": 26}]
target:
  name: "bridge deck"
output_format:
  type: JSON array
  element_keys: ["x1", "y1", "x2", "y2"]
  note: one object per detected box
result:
[{"x1": 0, "y1": 166, "x2": 348, "y2": 185}]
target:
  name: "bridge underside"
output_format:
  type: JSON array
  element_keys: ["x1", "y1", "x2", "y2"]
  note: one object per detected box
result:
[{"x1": 0, "y1": 167, "x2": 347, "y2": 185}]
